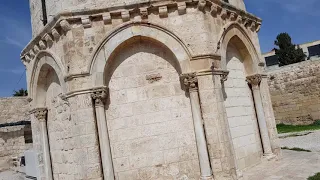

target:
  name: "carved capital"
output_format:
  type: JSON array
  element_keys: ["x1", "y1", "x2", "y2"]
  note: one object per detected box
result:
[
  {"x1": 246, "y1": 74, "x2": 262, "y2": 86},
  {"x1": 31, "y1": 108, "x2": 48, "y2": 121},
  {"x1": 91, "y1": 88, "x2": 108, "y2": 106},
  {"x1": 211, "y1": 68, "x2": 229, "y2": 83},
  {"x1": 220, "y1": 71, "x2": 229, "y2": 83},
  {"x1": 181, "y1": 73, "x2": 198, "y2": 92}
]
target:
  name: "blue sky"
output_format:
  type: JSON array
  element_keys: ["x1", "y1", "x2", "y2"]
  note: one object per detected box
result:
[{"x1": 0, "y1": 0, "x2": 319, "y2": 97}]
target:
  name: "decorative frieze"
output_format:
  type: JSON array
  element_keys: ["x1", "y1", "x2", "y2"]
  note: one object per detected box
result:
[
  {"x1": 210, "y1": 4, "x2": 218, "y2": 16},
  {"x1": 81, "y1": 17, "x2": 92, "y2": 28},
  {"x1": 178, "y1": 2, "x2": 187, "y2": 15},
  {"x1": 159, "y1": 6, "x2": 168, "y2": 18},
  {"x1": 51, "y1": 28, "x2": 60, "y2": 40},
  {"x1": 229, "y1": 12, "x2": 237, "y2": 21},
  {"x1": 31, "y1": 108, "x2": 48, "y2": 121},
  {"x1": 246, "y1": 74, "x2": 262, "y2": 86},
  {"x1": 121, "y1": 11, "x2": 130, "y2": 22},
  {"x1": 20, "y1": 0, "x2": 263, "y2": 64},
  {"x1": 220, "y1": 9, "x2": 228, "y2": 20},
  {"x1": 91, "y1": 87, "x2": 108, "y2": 106},
  {"x1": 181, "y1": 73, "x2": 198, "y2": 92},
  {"x1": 39, "y1": 40, "x2": 46, "y2": 50},
  {"x1": 198, "y1": 0, "x2": 206, "y2": 10},
  {"x1": 103, "y1": 13, "x2": 112, "y2": 24},
  {"x1": 60, "y1": 20, "x2": 71, "y2": 32},
  {"x1": 34, "y1": 45, "x2": 40, "y2": 54},
  {"x1": 140, "y1": 8, "x2": 148, "y2": 19}
]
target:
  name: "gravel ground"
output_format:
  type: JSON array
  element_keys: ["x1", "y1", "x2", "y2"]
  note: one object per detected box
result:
[{"x1": 280, "y1": 130, "x2": 320, "y2": 152}]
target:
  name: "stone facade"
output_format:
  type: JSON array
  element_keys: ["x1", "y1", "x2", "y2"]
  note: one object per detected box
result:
[
  {"x1": 267, "y1": 59, "x2": 320, "y2": 125},
  {"x1": 22, "y1": 0, "x2": 280, "y2": 179},
  {"x1": 0, "y1": 97, "x2": 31, "y2": 171}
]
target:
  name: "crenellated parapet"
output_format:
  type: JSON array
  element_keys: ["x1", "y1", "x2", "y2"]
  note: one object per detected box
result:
[{"x1": 21, "y1": 0, "x2": 261, "y2": 66}]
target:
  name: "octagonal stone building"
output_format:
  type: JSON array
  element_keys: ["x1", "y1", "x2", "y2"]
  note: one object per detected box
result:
[{"x1": 22, "y1": 0, "x2": 280, "y2": 179}]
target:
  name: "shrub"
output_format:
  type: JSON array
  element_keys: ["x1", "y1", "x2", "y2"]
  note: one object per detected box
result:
[{"x1": 308, "y1": 172, "x2": 320, "y2": 180}]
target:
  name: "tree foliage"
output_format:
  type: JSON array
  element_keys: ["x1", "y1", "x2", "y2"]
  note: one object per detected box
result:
[
  {"x1": 13, "y1": 88, "x2": 28, "y2": 97},
  {"x1": 274, "y1": 33, "x2": 306, "y2": 66}
]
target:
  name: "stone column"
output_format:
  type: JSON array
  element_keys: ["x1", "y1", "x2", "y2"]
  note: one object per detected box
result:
[
  {"x1": 181, "y1": 73, "x2": 213, "y2": 180},
  {"x1": 246, "y1": 74, "x2": 273, "y2": 157},
  {"x1": 91, "y1": 88, "x2": 115, "y2": 180},
  {"x1": 260, "y1": 74, "x2": 281, "y2": 155},
  {"x1": 32, "y1": 107, "x2": 53, "y2": 180}
]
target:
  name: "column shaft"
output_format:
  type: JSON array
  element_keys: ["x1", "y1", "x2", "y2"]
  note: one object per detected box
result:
[
  {"x1": 181, "y1": 73, "x2": 213, "y2": 180},
  {"x1": 252, "y1": 86, "x2": 273, "y2": 155},
  {"x1": 95, "y1": 104, "x2": 115, "y2": 180},
  {"x1": 33, "y1": 108, "x2": 53, "y2": 180},
  {"x1": 40, "y1": 120, "x2": 53, "y2": 180},
  {"x1": 190, "y1": 90, "x2": 213, "y2": 179},
  {"x1": 246, "y1": 74, "x2": 273, "y2": 156},
  {"x1": 92, "y1": 88, "x2": 115, "y2": 180}
]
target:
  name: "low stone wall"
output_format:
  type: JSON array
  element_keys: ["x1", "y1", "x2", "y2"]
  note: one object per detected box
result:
[
  {"x1": 0, "y1": 97, "x2": 31, "y2": 171},
  {"x1": 268, "y1": 59, "x2": 320, "y2": 125}
]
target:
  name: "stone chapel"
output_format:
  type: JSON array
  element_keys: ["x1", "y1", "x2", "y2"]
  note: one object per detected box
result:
[{"x1": 21, "y1": 0, "x2": 280, "y2": 179}]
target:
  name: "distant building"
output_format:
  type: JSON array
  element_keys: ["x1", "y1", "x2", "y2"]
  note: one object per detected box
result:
[{"x1": 263, "y1": 40, "x2": 320, "y2": 70}]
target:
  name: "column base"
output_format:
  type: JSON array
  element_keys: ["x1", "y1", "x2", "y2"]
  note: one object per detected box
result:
[
  {"x1": 200, "y1": 175, "x2": 214, "y2": 180},
  {"x1": 236, "y1": 169, "x2": 243, "y2": 178},
  {"x1": 263, "y1": 153, "x2": 276, "y2": 161}
]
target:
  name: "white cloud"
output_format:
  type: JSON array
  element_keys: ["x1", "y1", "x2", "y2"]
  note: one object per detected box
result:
[
  {"x1": 0, "y1": 67, "x2": 25, "y2": 75},
  {"x1": 0, "y1": 37, "x2": 25, "y2": 48}
]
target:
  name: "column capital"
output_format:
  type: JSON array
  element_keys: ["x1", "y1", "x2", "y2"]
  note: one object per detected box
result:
[
  {"x1": 31, "y1": 107, "x2": 48, "y2": 121},
  {"x1": 246, "y1": 74, "x2": 262, "y2": 86},
  {"x1": 181, "y1": 73, "x2": 198, "y2": 92},
  {"x1": 211, "y1": 68, "x2": 230, "y2": 83},
  {"x1": 91, "y1": 87, "x2": 108, "y2": 106}
]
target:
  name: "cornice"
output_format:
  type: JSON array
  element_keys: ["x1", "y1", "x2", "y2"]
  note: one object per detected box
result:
[{"x1": 21, "y1": 0, "x2": 262, "y2": 64}]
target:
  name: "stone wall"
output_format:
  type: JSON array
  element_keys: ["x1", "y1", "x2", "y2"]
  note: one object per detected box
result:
[
  {"x1": 0, "y1": 97, "x2": 31, "y2": 171},
  {"x1": 268, "y1": 59, "x2": 320, "y2": 125}
]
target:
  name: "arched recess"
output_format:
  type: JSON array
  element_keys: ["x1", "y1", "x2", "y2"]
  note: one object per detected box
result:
[
  {"x1": 221, "y1": 24, "x2": 264, "y2": 171},
  {"x1": 30, "y1": 51, "x2": 67, "y2": 106},
  {"x1": 30, "y1": 52, "x2": 71, "y2": 179},
  {"x1": 219, "y1": 23, "x2": 260, "y2": 74},
  {"x1": 93, "y1": 24, "x2": 201, "y2": 178},
  {"x1": 90, "y1": 22, "x2": 192, "y2": 87}
]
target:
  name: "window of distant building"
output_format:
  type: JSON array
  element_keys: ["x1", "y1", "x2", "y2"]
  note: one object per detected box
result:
[
  {"x1": 265, "y1": 55, "x2": 279, "y2": 67},
  {"x1": 308, "y1": 44, "x2": 320, "y2": 58}
]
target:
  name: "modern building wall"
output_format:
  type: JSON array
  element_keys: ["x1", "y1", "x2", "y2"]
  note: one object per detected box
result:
[{"x1": 0, "y1": 97, "x2": 31, "y2": 171}]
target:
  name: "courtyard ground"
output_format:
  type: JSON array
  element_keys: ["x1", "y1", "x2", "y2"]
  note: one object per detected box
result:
[
  {"x1": 243, "y1": 150, "x2": 320, "y2": 180},
  {"x1": 279, "y1": 130, "x2": 320, "y2": 152},
  {"x1": 1, "y1": 131, "x2": 319, "y2": 180},
  {"x1": 243, "y1": 130, "x2": 320, "y2": 180}
]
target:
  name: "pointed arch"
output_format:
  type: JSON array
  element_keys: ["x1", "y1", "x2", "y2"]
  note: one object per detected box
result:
[
  {"x1": 219, "y1": 22, "x2": 261, "y2": 74},
  {"x1": 30, "y1": 51, "x2": 67, "y2": 106},
  {"x1": 89, "y1": 21, "x2": 192, "y2": 86}
]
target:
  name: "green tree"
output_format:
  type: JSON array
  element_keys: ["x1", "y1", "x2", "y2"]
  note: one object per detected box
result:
[
  {"x1": 13, "y1": 88, "x2": 28, "y2": 97},
  {"x1": 274, "y1": 33, "x2": 306, "y2": 66}
]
